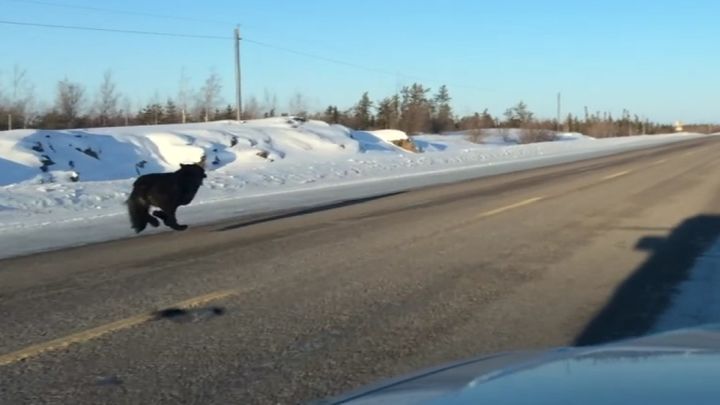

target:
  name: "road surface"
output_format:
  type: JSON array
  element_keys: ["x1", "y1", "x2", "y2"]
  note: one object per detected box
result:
[{"x1": 1, "y1": 136, "x2": 720, "y2": 404}]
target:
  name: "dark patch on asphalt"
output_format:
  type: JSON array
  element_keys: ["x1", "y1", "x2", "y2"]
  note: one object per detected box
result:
[
  {"x1": 95, "y1": 375, "x2": 123, "y2": 386},
  {"x1": 215, "y1": 192, "x2": 404, "y2": 232},
  {"x1": 153, "y1": 306, "x2": 226, "y2": 323}
]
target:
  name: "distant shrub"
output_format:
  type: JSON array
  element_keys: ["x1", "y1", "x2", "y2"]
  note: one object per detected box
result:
[
  {"x1": 466, "y1": 129, "x2": 486, "y2": 144},
  {"x1": 519, "y1": 127, "x2": 557, "y2": 144}
]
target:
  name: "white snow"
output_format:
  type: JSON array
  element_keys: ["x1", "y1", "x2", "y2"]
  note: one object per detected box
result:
[
  {"x1": 0, "y1": 117, "x2": 710, "y2": 258},
  {"x1": 366, "y1": 129, "x2": 409, "y2": 142}
]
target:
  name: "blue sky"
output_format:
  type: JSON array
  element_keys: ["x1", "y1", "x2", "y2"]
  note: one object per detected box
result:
[{"x1": 1, "y1": 0, "x2": 718, "y2": 122}]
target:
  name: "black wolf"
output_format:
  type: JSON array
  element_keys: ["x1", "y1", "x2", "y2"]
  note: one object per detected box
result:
[{"x1": 126, "y1": 163, "x2": 207, "y2": 233}]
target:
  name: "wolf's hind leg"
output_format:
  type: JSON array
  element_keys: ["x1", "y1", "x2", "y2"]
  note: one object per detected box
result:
[
  {"x1": 147, "y1": 213, "x2": 160, "y2": 227},
  {"x1": 152, "y1": 210, "x2": 168, "y2": 223},
  {"x1": 153, "y1": 207, "x2": 187, "y2": 231}
]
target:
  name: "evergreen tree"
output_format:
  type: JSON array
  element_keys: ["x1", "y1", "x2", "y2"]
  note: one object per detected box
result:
[
  {"x1": 137, "y1": 103, "x2": 164, "y2": 125},
  {"x1": 324, "y1": 105, "x2": 340, "y2": 124},
  {"x1": 566, "y1": 113, "x2": 575, "y2": 132},
  {"x1": 480, "y1": 108, "x2": 495, "y2": 127},
  {"x1": 220, "y1": 104, "x2": 235, "y2": 119},
  {"x1": 163, "y1": 99, "x2": 179, "y2": 123},
  {"x1": 503, "y1": 101, "x2": 533, "y2": 127},
  {"x1": 376, "y1": 95, "x2": 400, "y2": 129},
  {"x1": 431, "y1": 85, "x2": 453, "y2": 133},
  {"x1": 352, "y1": 92, "x2": 373, "y2": 129},
  {"x1": 399, "y1": 83, "x2": 432, "y2": 134}
]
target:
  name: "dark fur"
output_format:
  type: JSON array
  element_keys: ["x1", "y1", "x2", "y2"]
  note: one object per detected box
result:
[{"x1": 127, "y1": 164, "x2": 206, "y2": 233}]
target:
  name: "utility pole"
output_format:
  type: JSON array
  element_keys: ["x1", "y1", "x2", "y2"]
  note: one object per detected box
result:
[
  {"x1": 234, "y1": 26, "x2": 242, "y2": 121},
  {"x1": 556, "y1": 92, "x2": 561, "y2": 132}
]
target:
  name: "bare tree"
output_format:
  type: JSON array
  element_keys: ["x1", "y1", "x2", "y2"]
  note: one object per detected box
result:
[
  {"x1": 56, "y1": 78, "x2": 85, "y2": 128},
  {"x1": 0, "y1": 70, "x2": 7, "y2": 129},
  {"x1": 9, "y1": 64, "x2": 35, "y2": 128},
  {"x1": 244, "y1": 95, "x2": 261, "y2": 119},
  {"x1": 177, "y1": 68, "x2": 191, "y2": 123},
  {"x1": 95, "y1": 70, "x2": 120, "y2": 126},
  {"x1": 262, "y1": 88, "x2": 277, "y2": 117},
  {"x1": 198, "y1": 71, "x2": 222, "y2": 122},
  {"x1": 288, "y1": 92, "x2": 307, "y2": 117},
  {"x1": 119, "y1": 97, "x2": 132, "y2": 126}
]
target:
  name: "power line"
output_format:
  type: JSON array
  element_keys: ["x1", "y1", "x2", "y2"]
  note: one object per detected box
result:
[
  {"x1": 0, "y1": 19, "x2": 229, "y2": 40},
  {"x1": 0, "y1": 19, "x2": 492, "y2": 92},
  {"x1": 0, "y1": 19, "x2": 398, "y2": 78},
  {"x1": 243, "y1": 39, "x2": 492, "y2": 92},
  {"x1": 243, "y1": 38, "x2": 397, "y2": 77},
  {"x1": 6, "y1": 0, "x2": 235, "y2": 25},
  {"x1": 5, "y1": 0, "x2": 331, "y2": 47}
]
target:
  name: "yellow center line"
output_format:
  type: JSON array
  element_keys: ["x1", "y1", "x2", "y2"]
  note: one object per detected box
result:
[
  {"x1": 0, "y1": 289, "x2": 238, "y2": 367},
  {"x1": 475, "y1": 197, "x2": 544, "y2": 219},
  {"x1": 683, "y1": 151, "x2": 696, "y2": 156},
  {"x1": 602, "y1": 170, "x2": 632, "y2": 181},
  {"x1": 652, "y1": 159, "x2": 668, "y2": 165}
]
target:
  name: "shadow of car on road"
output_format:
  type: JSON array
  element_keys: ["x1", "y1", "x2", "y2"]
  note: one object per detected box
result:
[{"x1": 575, "y1": 214, "x2": 720, "y2": 346}]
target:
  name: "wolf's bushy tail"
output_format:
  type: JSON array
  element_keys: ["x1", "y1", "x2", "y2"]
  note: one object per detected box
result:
[{"x1": 127, "y1": 188, "x2": 149, "y2": 233}]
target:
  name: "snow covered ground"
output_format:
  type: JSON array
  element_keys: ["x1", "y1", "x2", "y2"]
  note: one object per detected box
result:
[{"x1": 0, "y1": 117, "x2": 708, "y2": 258}]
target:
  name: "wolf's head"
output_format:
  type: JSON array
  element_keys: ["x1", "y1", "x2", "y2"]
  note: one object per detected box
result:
[{"x1": 178, "y1": 163, "x2": 207, "y2": 183}]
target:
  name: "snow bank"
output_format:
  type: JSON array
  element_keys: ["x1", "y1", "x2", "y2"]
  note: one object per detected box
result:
[
  {"x1": 0, "y1": 117, "x2": 355, "y2": 186},
  {"x1": 0, "y1": 118, "x2": 710, "y2": 258}
]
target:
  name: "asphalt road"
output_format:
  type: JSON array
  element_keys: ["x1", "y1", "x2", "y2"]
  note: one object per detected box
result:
[{"x1": 1, "y1": 136, "x2": 720, "y2": 404}]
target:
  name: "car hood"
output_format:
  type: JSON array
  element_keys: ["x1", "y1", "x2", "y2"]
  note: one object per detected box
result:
[{"x1": 318, "y1": 325, "x2": 720, "y2": 404}]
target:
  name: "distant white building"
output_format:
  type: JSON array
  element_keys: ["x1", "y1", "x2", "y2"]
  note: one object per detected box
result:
[{"x1": 674, "y1": 121, "x2": 684, "y2": 132}]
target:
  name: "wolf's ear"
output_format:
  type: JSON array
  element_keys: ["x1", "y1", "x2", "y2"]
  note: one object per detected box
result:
[{"x1": 196, "y1": 154, "x2": 207, "y2": 168}]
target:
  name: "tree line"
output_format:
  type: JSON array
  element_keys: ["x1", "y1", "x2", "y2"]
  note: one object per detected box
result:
[
  {"x1": 0, "y1": 66, "x2": 241, "y2": 129},
  {"x1": 317, "y1": 89, "x2": 700, "y2": 138},
  {"x1": 1, "y1": 65, "x2": 715, "y2": 137}
]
